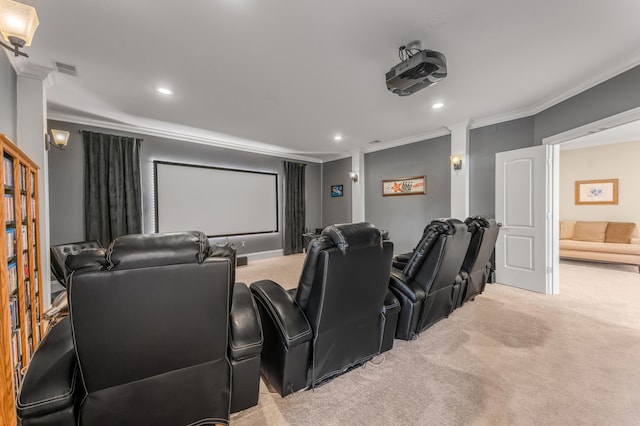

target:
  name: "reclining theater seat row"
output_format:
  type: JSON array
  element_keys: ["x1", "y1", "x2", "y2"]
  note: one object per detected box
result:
[
  {"x1": 250, "y1": 222, "x2": 399, "y2": 396},
  {"x1": 390, "y1": 218, "x2": 472, "y2": 340},
  {"x1": 17, "y1": 231, "x2": 262, "y2": 426}
]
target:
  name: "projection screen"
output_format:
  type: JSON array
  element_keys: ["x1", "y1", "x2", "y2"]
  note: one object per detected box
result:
[{"x1": 154, "y1": 161, "x2": 278, "y2": 237}]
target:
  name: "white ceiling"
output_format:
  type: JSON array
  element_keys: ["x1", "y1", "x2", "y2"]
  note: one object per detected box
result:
[{"x1": 12, "y1": 0, "x2": 640, "y2": 161}]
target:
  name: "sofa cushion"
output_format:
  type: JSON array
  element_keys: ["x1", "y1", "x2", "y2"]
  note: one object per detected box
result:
[
  {"x1": 605, "y1": 222, "x2": 637, "y2": 244},
  {"x1": 573, "y1": 221, "x2": 608, "y2": 243},
  {"x1": 559, "y1": 221, "x2": 576, "y2": 240},
  {"x1": 559, "y1": 239, "x2": 640, "y2": 255}
]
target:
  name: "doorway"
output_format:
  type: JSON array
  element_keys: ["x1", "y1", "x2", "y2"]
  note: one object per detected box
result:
[{"x1": 543, "y1": 106, "x2": 640, "y2": 294}]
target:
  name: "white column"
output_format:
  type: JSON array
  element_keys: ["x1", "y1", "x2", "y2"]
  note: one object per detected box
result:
[
  {"x1": 447, "y1": 121, "x2": 470, "y2": 219},
  {"x1": 350, "y1": 149, "x2": 365, "y2": 223},
  {"x1": 16, "y1": 64, "x2": 53, "y2": 307}
]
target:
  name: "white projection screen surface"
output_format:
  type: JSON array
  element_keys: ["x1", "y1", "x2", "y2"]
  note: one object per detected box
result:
[{"x1": 154, "y1": 161, "x2": 278, "y2": 237}]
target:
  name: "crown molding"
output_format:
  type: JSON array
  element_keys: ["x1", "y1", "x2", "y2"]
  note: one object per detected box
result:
[
  {"x1": 48, "y1": 112, "x2": 323, "y2": 163},
  {"x1": 363, "y1": 128, "x2": 451, "y2": 154},
  {"x1": 469, "y1": 50, "x2": 640, "y2": 131},
  {"x1": 321, "y1": 152, "x2": 352, "y2": 163}
]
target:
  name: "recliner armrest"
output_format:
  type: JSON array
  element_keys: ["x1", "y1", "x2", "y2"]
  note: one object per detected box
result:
[
  {"x1": 250, "y1": 280, "x2": 312, "y2": 348},
  {"x1": 229, "y1": 282, "x2": 263, "y2": 360},
  {"x1": 389, "y1": 270, "x2": 426, "y2": 303},
  {"x1": 17, "y1": 318, "x2": 80, "y2": 420}
]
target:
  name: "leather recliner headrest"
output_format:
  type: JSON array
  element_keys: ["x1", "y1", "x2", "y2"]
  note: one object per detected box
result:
[
  {"x1": 107, "y1": 231, "x2": 210, "y2": 270},
  {"x1": 51, "y1": 240, "x2": 102, "y2": 284},
  {"x1": 321, "y1": 222, "x2": 382, "y2": 253},
  {"x1": 464, "y1": 215, "x2": 490, "y2": 234},
  {"x1": 66, "y1": 248, "x2": 109, "y2": 272}
]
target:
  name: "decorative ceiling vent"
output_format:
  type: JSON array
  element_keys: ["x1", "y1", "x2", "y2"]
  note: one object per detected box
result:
[{"x1": 54, "y1": 61, "x2": 77, "y2": 76}]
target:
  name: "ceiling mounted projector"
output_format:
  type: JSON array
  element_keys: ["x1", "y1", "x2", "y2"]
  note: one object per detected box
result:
[{"x1": 386, "y1": 41, "x2": 447, "y2": 96}]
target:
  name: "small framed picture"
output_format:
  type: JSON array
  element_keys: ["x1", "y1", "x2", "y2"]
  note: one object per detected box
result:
[
  {"x1": 331, "y1": 184, "x2": 343, "y2": 197},
  {"x1": 575, "y1": 179, "x2": 618, "y2": 205}
]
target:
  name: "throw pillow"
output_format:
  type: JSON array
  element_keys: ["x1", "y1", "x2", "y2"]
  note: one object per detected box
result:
[
  {"x1": 573, "y1": 221, "x2": 608, "y2": 242},
  {"x1": 559, "y1": 221, "x2": 576, "y2": 240},
  {"x1": 605, "y1": 222, "x2": 637, "y2": 244}
]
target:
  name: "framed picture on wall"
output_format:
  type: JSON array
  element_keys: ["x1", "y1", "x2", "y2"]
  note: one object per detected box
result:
[
  {"x1": 575, "y1": 179, "x2": 618, "y2": 205},
  {"x1": 331, "y1": 184, "x2": 344, "y2": 197},
  {"x1": 382, "y1": 176, "x2": 426, "y2": 197}
]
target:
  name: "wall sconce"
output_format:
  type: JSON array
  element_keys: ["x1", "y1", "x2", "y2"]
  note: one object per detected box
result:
[
  {"x1": 0, "y1": 0, "x2": 40, "y2": 57},
  {"x1": 348, "y1": 171, "x2": 358, "y2": 182},
  {"x1": 46, "y1": 129, "x2": 70, "y2": 150},
  {"x1": 450, "y1": 155, "x2": 463, "y2": 171}
]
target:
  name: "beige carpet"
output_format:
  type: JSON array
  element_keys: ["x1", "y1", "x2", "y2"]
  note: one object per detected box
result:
[{"x1": 234, "y1": 257, "x2": 640, "y2": 426}]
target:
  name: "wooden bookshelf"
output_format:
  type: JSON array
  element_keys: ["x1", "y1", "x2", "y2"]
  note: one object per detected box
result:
[{"x1": 0, "y1": 133, "x2": 43, "y2": 426}]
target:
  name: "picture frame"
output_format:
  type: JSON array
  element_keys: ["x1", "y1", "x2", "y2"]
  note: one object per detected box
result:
[
  {"x1": 382, "y1": 176, "x2": 426, "y2": 197},
  {"x1": 331, "y1": 184, "x2": 344, "y2": 197},
  {"x1": 575, "y1": 179, "x2": 618, "y2": 205}
]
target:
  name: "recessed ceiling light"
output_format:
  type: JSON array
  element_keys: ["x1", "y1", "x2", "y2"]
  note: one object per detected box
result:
[
  {"x1": 432, "y1": 102, "x2": 444, "y2": 109},
  {"x1": 333, "y1": 135, "x2": 343, "y2": 141},
  {"x1": 157, "y1": 87, "x2": 173, "y2": 95}
]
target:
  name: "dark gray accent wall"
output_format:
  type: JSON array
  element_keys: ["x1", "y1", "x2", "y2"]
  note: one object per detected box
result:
[
  {"x1": 322, "y1": 157, "x2": 351, "y2": 227},
  {"x1": 0, "y1": 53, "x2": 17, "y2": 141},
  {"x1": 47, "y1": 120, "x2": 322, "y2": 255},
  {"x1": 364, "y1": 135, "x2": 451, "y2": 254},
  {"x1": 534, "y1": 65, "x2": 640, "y2": 144},
  {"x1": 469, "y1": 117, "x2": 535, "y2": 219}
]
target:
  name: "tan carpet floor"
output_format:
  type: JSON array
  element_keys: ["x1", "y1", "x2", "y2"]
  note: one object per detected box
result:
[{"x1": 234, "y1": 256, "x2": 640, "y2": 426}]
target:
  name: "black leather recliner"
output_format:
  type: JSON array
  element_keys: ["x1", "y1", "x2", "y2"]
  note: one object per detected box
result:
[
  {"x1": 17, "y1": 231, "x2": 262, "y2": 425},
  {"x1": 250, "y1": 222, "x2": 398, "y2": 396},
  {"x1": 456, "y1": 216, "x2": 500, "y2": 307},
  {"x1": 45, "y1": 241, "x2": 105, "y2": 327},
  {"x1": 390, "y1": 218, "x2": 471, "y2": 340},
  {"x1": 50, "y1": 240, "x2": 103, "y2": 287}
]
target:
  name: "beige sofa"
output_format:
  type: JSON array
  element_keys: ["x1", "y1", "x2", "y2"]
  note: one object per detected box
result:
[{"x1": 559, "y1": 221, "x2": 640, "y2": 271}]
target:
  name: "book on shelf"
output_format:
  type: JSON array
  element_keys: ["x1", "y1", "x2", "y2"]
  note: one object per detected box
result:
[
  {"x1": 9, "y1": 296, "x2": 18, "y2": 331},
  {"x1": 6, "y1": 228, "x2": 15, "y2": 258},
  {"x1": 3, "y1": 156, "x2": 13, "y2": 187},
  {"x1": 8, "y1": 261, "x2": 17, "y2": 293},
  {"x1": 11, "y1": 333, "x2": 20, "y2": 367},
  {"x1": 19, "y1": 165, "x2": 26, "y2": 191},
  {"x1": 21, "y1": 224, "x2": 28, "y2": 250},
  {"x1": 20, "y1": 194, "x2": 27, "y2": 220},
  {"x1": 4, "y1": 194, "x2": 14, "y2": 222}
]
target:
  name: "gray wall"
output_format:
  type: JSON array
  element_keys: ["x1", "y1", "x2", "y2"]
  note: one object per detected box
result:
[
  {"x1": 322, "y1": 157, "x2": 352, "y2": 227},
  {"x1": 0, "y1": 53, "x2": 17, "y2": 141},
  {"x1": 468, "y1": 117, "x2": 535, "y2": 219},
  {"x1": 534, "y1": 65, "x2": 640, "y2": 144},
  {"x1": 365, "y1": 135, "x2": 451, "y2": 254},
  {"x1": 47, "y1": 120, "x2": 322, "y2": 255}
]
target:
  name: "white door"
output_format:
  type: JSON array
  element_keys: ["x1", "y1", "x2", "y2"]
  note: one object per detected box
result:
[{"x1": 495, "y1": 145, "x2": 554, "y2": 294}]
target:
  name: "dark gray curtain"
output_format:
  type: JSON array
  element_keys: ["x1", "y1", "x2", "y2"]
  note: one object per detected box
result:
[
  {"x1": 283, "y1": 161, "x2": 306, "y2": 255},
  {"x1": 83, "y1": 131, "x2": 142, "y2": 246}
]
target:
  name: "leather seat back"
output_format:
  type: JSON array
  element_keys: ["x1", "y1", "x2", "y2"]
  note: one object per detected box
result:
[
  {"x1": 404, "y1": 219, "x2": 471, "y2": 296},
  {"x1": 67, "y1": 231, "x2": 232, "y2": 425},
  {"x1": 463, "y1": 217, "x2": 499, "y2": 275},
  {"x1": 294, "y1": 222, "x2": 393, "y2": 385}
]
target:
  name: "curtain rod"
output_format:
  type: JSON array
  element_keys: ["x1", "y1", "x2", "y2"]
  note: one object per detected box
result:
[{"x1": 78, "y1": 129, "x2": 143, "y2": 142}]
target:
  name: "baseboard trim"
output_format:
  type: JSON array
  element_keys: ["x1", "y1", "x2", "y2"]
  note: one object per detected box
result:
[{"x1": 245, "y1": 249, "x2": 284, "y2": 262}]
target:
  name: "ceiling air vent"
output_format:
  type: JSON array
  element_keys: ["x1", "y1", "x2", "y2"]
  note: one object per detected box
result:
[
  {"x1": 54, "y1": 61, "x2": 78, "y2": 77},
  {"x1": 368, "y1": 140, "x2": 382, "y2": 145}
]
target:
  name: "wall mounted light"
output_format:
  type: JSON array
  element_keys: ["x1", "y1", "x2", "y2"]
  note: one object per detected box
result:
[
  {"x1": 450, "y1": 154, "x2": 463, "y2": 171},
  {"x1": 349, "y1": 171, "x2": 358, "y2": 182},
  {"x1": 45, "y1": 129, "x2": 70, "y2": 150},
  {"x1": 0, "y1": 0, "x2": 39, "y2": 57}
]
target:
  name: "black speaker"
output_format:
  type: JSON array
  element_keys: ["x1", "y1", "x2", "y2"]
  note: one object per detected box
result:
[{"x1": 237, "y1": 256, "x2": 248, "y2": 266}]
